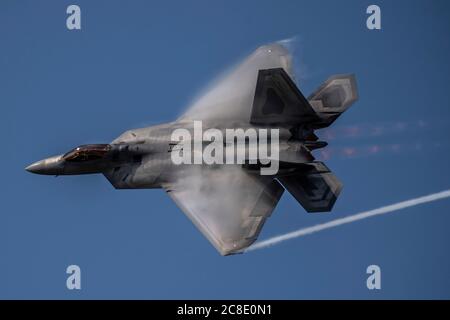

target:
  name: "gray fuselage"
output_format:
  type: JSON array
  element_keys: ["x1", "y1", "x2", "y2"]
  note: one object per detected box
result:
[{"x1": 25, "y1": 120, "x2": 319, "y2": 190}]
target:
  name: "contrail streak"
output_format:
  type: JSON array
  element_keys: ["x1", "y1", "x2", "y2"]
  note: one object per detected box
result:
[{"x1": 246, "y1": 189, "x2": 450, "y2": 252}]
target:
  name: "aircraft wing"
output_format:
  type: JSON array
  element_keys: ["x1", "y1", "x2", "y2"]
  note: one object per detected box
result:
[
  {"x1": 164, "y1": 165, "x2": 284, "y2": 255},
  {"x1": 179, "y1": 43, "x2": 295, "y2": 122}
]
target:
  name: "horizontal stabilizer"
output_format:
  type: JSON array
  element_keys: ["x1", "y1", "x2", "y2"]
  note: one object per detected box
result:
[
  {"x1": 250, "y1": 68, "x2": 320, "y2": 126},
  {"x1": 278, "y1": 162, "x2": 342, "y2": 212}
]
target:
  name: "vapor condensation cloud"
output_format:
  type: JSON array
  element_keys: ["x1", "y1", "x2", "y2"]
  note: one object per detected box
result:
[{"x1": 246, "y1": 189, "x2": 450, "y2": 252}]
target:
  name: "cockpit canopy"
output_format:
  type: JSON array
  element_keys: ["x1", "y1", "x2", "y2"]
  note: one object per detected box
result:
[{"x1": 63, "y1": 144, "x2": 111, "y2": 162}]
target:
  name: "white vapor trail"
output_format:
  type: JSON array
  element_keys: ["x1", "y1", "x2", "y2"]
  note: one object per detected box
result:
[{"x1": 246, "y1": 189, "x2": 450, "y2": 252}]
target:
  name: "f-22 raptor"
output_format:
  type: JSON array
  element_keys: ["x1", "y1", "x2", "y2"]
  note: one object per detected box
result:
[{"x1": 26, "y1": 43, "x2": 358, "y2": 255}]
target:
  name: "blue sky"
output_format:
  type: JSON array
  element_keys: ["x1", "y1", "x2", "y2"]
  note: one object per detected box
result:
[{"x1": 1, "y1": 0, "x2": 450, "y2": 299}]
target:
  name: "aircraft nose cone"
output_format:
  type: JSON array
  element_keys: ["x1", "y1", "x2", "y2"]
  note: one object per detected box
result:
[
  {"x1": 25, "y1": 160, "x2": 45, "y2": 174},
  {"x1": 25, "y1": 155, "x2": 64, "y2": 175}
]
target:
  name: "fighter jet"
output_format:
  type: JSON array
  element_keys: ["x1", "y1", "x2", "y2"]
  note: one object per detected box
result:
[{"x1": 26, "y1": 43, "x2": 358, "y2": 255}]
